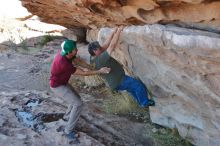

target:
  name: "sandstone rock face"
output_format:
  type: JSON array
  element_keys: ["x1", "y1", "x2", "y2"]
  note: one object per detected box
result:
[
  {"x1": 21, "y1": 0, "x2": 220, "y2": 31},
  {"x1": 93, "y1": 25, "x2": 220, "y2": 146}
]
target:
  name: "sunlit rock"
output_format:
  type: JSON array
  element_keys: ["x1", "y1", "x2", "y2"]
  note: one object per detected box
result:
[{"x1": 20, "y1": 0, "x2": 220, "y2": 31}]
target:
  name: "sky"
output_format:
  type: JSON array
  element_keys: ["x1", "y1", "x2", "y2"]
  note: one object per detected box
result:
[{"x1": 0, "y1": 0, "x2": 30, "y2": 18}]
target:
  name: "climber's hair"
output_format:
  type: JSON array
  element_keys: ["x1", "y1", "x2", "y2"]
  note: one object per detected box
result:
[{"x1": 88, "y1": 41, "x2": 100, "y2": 56}]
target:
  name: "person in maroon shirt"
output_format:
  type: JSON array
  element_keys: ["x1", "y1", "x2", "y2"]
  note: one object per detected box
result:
[{"x1": 50, "y1": 39, "x2": 110, "y2": 144}]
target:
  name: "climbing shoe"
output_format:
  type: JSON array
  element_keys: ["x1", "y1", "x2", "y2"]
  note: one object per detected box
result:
[
  {"x1": 64, "y1": 131, "x2": 80, "y2": 144},
  {"x1": 146, "y1": 99, "x2": 155, "y2": 106}
]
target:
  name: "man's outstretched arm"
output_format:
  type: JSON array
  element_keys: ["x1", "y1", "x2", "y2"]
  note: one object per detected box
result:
[
  {"x1": 100, "y1": 27, "x2": 118, "y2": 51},
  {"x1": 73, "y1": 67, "x2": 111, "y2": 76},
  {"x1": 72, "y1": 56, "x2": 94, "y2": 70},
  {"x1": 106, "y1": 26, "x2": 124, "y2": 55}
]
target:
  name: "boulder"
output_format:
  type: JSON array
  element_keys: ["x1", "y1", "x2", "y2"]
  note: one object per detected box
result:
[{"x1": 92, "y1": 25, "x2": 220, "y2": 146}]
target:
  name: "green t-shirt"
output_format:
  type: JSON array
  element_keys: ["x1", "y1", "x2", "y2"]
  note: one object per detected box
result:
[{"x1": 90, "y1": 51, "x2": 125, "y2": 89}]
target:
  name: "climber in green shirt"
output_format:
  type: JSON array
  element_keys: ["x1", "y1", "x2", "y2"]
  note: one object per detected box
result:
[{"x1": 88, "y1": 26, "x2": 155, "y2": 107}]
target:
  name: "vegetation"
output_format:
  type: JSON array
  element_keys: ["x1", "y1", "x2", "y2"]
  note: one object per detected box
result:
[
  {"x1": 20, "y1": 41, "x2": 28, "y2": 50},
  {"x1": 150, "y1": 128, "x2": 193, "y2": 146},
  {"x1": 39, "y1": 35, "x2": 61, "y2": 46},
  {"x1": 101, "y1": 90, "x2": 193, "y2": 146},
  {"x1": 103, "y1": 91, "x2": 139, "y2": 114}
]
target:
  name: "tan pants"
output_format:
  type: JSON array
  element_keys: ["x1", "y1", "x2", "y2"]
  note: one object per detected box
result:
[{"x1": 50, "y1": 84, "x2": 83, "y2": 134}]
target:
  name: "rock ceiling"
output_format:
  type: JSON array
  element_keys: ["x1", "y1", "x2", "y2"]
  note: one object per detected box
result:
[{"x1": 21, "y1": 0, "x2": 220, "y2": 29}]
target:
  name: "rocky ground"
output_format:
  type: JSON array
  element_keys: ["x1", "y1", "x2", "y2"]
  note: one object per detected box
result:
[
  {"x1": 0, "y1": 37, "x2": 192, "y2": 146},
  {"x1": 0, "y1": 16, "x2": 192, "y2": 146}
]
